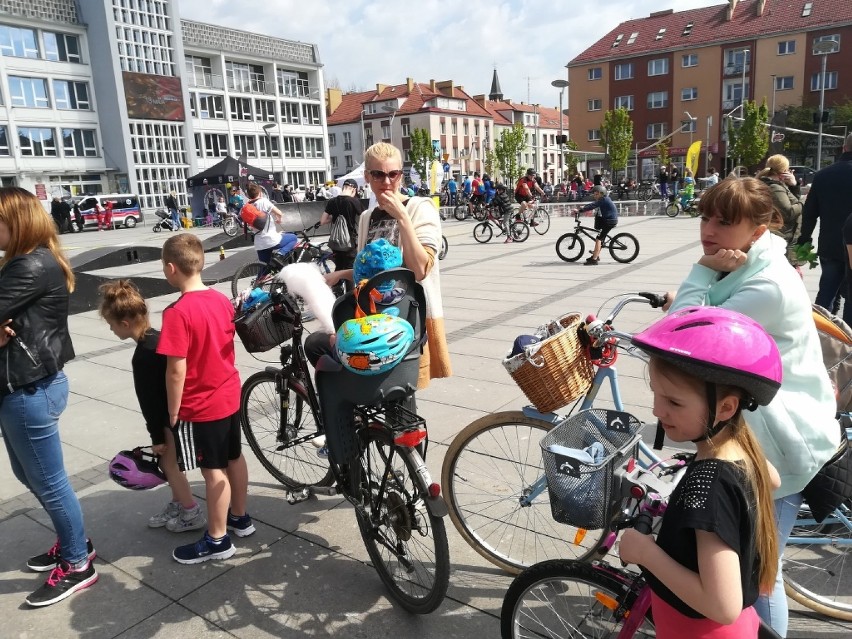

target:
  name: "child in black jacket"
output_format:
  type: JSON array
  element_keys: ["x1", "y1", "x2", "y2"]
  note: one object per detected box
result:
[{"x1": 493, "y1": 183, "x2": 515, "y2": 243}]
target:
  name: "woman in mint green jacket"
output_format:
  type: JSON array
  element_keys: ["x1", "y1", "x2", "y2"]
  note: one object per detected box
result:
[{"x1": 667, "y1": 177, "x2": 836, "y2": 638}]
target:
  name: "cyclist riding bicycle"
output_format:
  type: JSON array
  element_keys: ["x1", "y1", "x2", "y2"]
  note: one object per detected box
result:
[
  {"x1": 515, "y1": 168, "x2": 544, "y2": 220},
  {"x1": 493, "y1": 183, "x2": 515, "y2": 244},
  {"x1": 241, "y1": 183, "x2": 297, "y2": 264},
  {"x1": 575, "y1": 184, "x2": 618, "y2": 265}
]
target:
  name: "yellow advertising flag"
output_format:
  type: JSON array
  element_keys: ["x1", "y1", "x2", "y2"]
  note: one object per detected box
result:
[{"x1": 686, "y1": 140, "x2": 702, "y2": 177}]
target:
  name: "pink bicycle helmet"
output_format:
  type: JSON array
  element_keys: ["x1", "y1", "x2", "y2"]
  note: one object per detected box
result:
[
  {"x1": 632, "y1": 306, "x2": 782, "y2": 408},
  {"x1": 109, "y1": 447, "x2": 167, "y2": 490}
]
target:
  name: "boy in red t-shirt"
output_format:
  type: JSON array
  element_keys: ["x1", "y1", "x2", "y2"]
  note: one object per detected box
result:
[{"x1": 157, "y1": 234, "x2": 253, "y2": 564}]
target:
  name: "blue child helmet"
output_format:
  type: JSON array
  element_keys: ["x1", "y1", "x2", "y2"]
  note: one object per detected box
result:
[
  {"x1": 353, "y1": 239, "x2": 402, "y2": 289},
  {"x1": 336, "y1": 313, "x2": 415, "y2": 375}
]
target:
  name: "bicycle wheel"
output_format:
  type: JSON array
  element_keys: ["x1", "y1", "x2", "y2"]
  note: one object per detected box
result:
[
  {"x1": 782, "y1": 502, "x2": 852, "y2": 620},
  {"x1": 608, "y1": 232, "x2": 640, "y2": 263},
  {"x1": 240, "y1": 371, "x2": 333, "y2": 489},
  {"x1": 231, "y1": 261, "x2": 266, "y2": 298},
  {"x1": 664, "y1": 202, "x2": 680, "y2": 218},
  {"x1": 473, "y1": 205, "x2": 489, "y2": 222},
  {"x1": 222, "y1": 215, "x2": 239, "y2": 237},
  {"x1": 511, "y1": 221, "x2": 530, "y2": 243},
  {"x1": 356, "y1": 427, "x2": 450, "y2": 614},
  {"x1": 531, "y1": 207, "x2": 550, "y2": 235},
  {"x1": 454, "y1": 205, "x2": 468, "y2": 221},
  {"x1": 439, "y1": 235, "x2": 448, "y2": 260},
  {"x1": 555, "y1": 233, "x2": 585, "y2": 262},
  {"x1": 638, "y1": 185, "x2": 653, "y2": 202},
  {"x1": 441, "y1": 412, "x2": 607, "y2": 574},
  {"x1": 473, "y1": 222, "x2": 493, "y2": 243},
  {"x1": 501, "y1": 560, "x2": 654, "y2": 639}
]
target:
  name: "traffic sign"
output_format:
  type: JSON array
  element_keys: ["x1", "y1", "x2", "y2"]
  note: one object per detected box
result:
[{"x1": 772, "y1": 132, "x2": 785, "y2": 142}]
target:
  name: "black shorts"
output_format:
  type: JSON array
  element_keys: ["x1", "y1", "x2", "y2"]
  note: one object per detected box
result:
[
  {"x1": 515, "y1": 194, "x2": 532, "y2": 204},
  {"x1": 596, "y1": 224, "x2": 617, "y2": 241},
  {"x1": 172, "y1": 411, "x2": 241, "y2": 471}
]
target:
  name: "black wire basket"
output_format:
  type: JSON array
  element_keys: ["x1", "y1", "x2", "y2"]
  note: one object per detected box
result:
[{"x1": 234, "y1": 301, "x2": 293, "y2": 353}]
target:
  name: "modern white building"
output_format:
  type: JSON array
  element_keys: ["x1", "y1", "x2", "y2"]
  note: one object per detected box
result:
[{"x1": 0, "y1": 0, "x2": 328, "y2": 211}]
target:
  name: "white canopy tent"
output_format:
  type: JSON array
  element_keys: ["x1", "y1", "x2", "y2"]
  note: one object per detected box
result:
[{"x1": 336, "y1": 162, "x2": 366, "y2": 188}]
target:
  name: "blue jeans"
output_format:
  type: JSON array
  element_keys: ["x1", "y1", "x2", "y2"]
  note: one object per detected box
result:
[
  {"x1": 257, "y1": 233, "x2": 298, "y2": 264},
  {"x1": 169, "y1": 207, "x2": 180, "y2": 228},
  {"x1": 815, "y1": 257, "x2": 848, "y2": 321},
  {"x1": 754, "y1": 492, "x2": 803, "y2": 638},
  {"x1": 0, "y1": 371, "x2": 89, "y2": 565}
]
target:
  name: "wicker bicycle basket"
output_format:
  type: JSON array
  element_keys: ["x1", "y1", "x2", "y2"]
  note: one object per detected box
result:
[
  {"x1": 540, "y1": 409, "x2": 642, "y2": 529},
  {"x1": 234, "y1": 301, "x2": 293, "y2": 353},
  {"x1": 503, "y1": 312, "x2": 594, "y2": 414}
]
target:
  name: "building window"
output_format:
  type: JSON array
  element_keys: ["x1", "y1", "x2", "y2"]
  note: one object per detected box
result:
[
  {"x1": 287, "y1": 171, "x2": 306, "y2": 188},
  {"x1": 614, "y1": 63, "x2": 634, "y2": 80},
  {"x1": 280, "y1": 101, "x2": 299, "y2": 123},
  {"x1": 682, "y1": 119, "x2": 697, "y2": 133},
  {"x1": 811, "y1": 71, "x2": 838, "y2": 91},
  {"x1": 308, "y1": 171, "x2": 326, "y2": 187},
  {"x1": 61, "y1": 128, "x2": 98, "y2": 157},
  {"x1": 775, "y1": 76, "x2": 794, "y2": 90},
  {"x1": 777, "y1": 40, "x2": 796, "y2": 55},
  {"x1": 401, "y1": 123, "x2": 411, "y2": 137},
  {"x1": 588, "y1": 67, "x2": 603, "y2": 80},
  {"x1": 203, "y1": 133, "x2": 229, "y2": 157},
  {"x1": 647, "y1": 58, "x2": 669, "y2": 76},
  {"x1": 226, "y1": 61, "x2": 266, "y2": 93},
  {"x1": 681, "y1": 87, "x2": 698, "y2": 101},
  {"x1": 587, "y1": 98, "x2": 602, "y2": 111},
  {"x1": 0, "y1": 126, "x2": 8, "y2": 156},
  {"x1": 8, "y1": 76, "x2": 49, "y2": 108},
  {"x1": 259, "y1": 135, "x2": 280, "y2": 158},
  {"x1": 194, "y1": 133, "x2": 202, "y2": 158},
  {"x1": 301, "y1": 103, "x2": 321, "y2": 125},
  {"x1": 343, "y1": 131, "x2": 351, "y2": 150},
  {"x1": 0, "y1": 26, "x2": 39, "y2": 58},
  {"x1": 345, "y1": 155, "x2": 353, "y2": 169},
  {"x1": 229, "y1": 97, "x2": 253, "y2": 121},
  {"x1": 114, "y1": 18, "x2": 175, "y2": 76},
  {"x1": 588, "y1": 129, "x2": 601, "y2": 142},
  {"x1": 439, "y1": 121, "x2": 445, "y2": 134},
  {"x1": 614, "y1": 95, "x2": 634, "y2": 110},
  {"x1": 331, "y1": 156, "x2": 338, "y2": 169},
  {"x1": 647, "y1": 123, "x2": 667, "y2": 139},
  {"x1": 647, "y1": 91, "x2": 669, "y2": 109},
  {"x1": 254, "y1": 99, "x2": 276, "y2": 122},
  {"x1": 277, "y1": 68, "x2": 311, "y2": 98},
  {"x1": 197, "y1": 93, "x2": 224, "y2": 119},
  {"x1": 329, "y1": 133, "x2": 336, "y2": 147},
  {"x1": 43, "y1": 32, "x2": 81, "y2": 63},
  {"x1": 305, "y1": 137, "x2": 324, "y2": 158},
  {"x1": 53, "y1": 80, "x2": 90, "y2": 110},
  {"x1": 185, "y1": 55, "x2": 214, "y2": 88},
  {"x1": 18, "y1": 127, "x2": 57, "y2": 156},
  {"x1": 381, "y1": 124, "x2": 391, "y2": 139},
  {"x1": 681, "y1": 53, "x2": 698, "y2": 67},
  {"x1": 282, "y1": 136, "x2": 303, "y2": 158},
  {"x1": 233, "y1": 135, "x2": 257, "y2": 158},
  {"x1": 463, "y1": 122, "x2": 469, "y2": 136},
  {"x1": 451, "y1": 122, "x2": 458, "y2": 135}
]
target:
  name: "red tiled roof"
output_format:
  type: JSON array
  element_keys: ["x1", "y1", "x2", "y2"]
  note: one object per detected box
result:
[
  {"x1": 326, "y1": 89, "x2": 378, "y2": 125},
  {"x1": 482, "y1": 100, "x2": 566, "y2": 129},
  {"x1": 570, "y1": 0, "x2": 852, "y2": 65}
]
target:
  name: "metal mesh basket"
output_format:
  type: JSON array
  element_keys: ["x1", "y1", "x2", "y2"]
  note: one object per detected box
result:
[
  {"x1": 234, "y1": 301, "x2": 293, "y2": 353},
  {"x1": 540, "y1": 409, "x2": 642, "y2": 529}
]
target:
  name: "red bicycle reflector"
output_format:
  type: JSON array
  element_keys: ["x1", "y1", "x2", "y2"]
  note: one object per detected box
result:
[
  {"x1": 627, "y1": 457, "x2": 636, "y2": 473},
  {"x1": 630, "y1": 485, "x2": 645, "y2": 499},
  {"x1": 394, "y1": 428, "x2": 427, "y2": 448},
  {"x1": 595, "y1": 591, "x2": 619, "y2": 610},
  {"x1": 428, "y1": 482, "x2": 441, "y2": 498}
]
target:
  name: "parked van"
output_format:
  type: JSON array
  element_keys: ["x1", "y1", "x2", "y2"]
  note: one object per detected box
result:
[{"x1": 74, "y1": 194, "x2": 145, "y2": 229}]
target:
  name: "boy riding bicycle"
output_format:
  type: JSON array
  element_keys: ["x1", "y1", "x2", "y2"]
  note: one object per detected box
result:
[{"x1": 575, "y1": 184, "x2": 618, "y2": 265}]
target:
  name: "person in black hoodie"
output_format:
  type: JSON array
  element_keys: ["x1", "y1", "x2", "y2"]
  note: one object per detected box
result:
[
  {"x1": 798, "y1": 134, "x2": 852, "y2": 319},
  {"x1": 493, "y1": 183, "x2": 515, "y2": 243}
]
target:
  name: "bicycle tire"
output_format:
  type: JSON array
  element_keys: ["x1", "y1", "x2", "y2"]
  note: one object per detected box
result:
[
  {"x1": 222, "y1": 216, "x2": 239, "y2": 237},
  {"x1": 473, "y1": 222, "x2": 493, "y2": 243},
  {"x1": 555, "y1": 233, "x2": 585, "y2": 262},
  {"x1": 782, "y1": 502, "x2": 852, "y2": 621},
  {"x1": 664, "y1": 202, "x2": 680, "y2": 218},
  {"x1": 501, "y1": 560, "x2": 654, "y2": 639},
  {"x1": 441, "y1": 412, "x2": 607, "y2": 574},
  {"x1": 532, "y1": 207, "x2": 550, "y2": 235},
  {"x1": 356, "y1": 427, "x2": 450, "y2": 614},
  {"x1": 240, "y1": 371, "x2": 333, "y2": 489},
  {"x1": 473, "y1": 205, "x2": 488, "y2": 222},
  {"x1": 454, "y1": 205, "x2": 468, "y2": 221},
  {"x1": 511, "y1": 221, "x2": 530, "y2": 243},
  {"x1": 608, "y1": 232, "x2": 640, "y2": 263},
  {"x1": 439, "y1": 235, "x2": 448, "y2": 260},
  {"x1": 231, "y1": 261, "x2": 267, "y2": 298},
  {"x1": 638, "y1": 185, "x2": 653, "y2": 202}
]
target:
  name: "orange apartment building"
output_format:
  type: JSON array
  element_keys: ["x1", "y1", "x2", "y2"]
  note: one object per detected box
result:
[{"x1": 567, "y1": 0, "x2": 852, "y2": 179}]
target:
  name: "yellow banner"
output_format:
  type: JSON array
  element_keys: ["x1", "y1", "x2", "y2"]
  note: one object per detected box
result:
[{"x1": 686, "y1": 140, "x2": 702, "y2": 177}]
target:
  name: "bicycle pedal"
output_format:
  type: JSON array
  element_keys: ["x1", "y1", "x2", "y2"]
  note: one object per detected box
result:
[{"x1": 285, "y1": 487, "x2": 313, "y2": 504}]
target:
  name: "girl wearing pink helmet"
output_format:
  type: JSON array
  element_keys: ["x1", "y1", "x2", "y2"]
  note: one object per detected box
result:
[
  {"x1": 620, "y1": 306, "x2": 782, "y2": 638},
  {"x1": 663, "y1": 177, "x2": 837, "y2": 636}
]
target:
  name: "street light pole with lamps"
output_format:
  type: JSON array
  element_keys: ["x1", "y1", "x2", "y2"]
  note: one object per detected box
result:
[
  {"x1": 551, "y1": 79, "x2": 569, "y2": 183},
  {"x1": 261, "y1": 122, "x2": 283, "y2": 184},
  {"x1": 813, "y1": 38, "x2": 840, "y2": 170}
]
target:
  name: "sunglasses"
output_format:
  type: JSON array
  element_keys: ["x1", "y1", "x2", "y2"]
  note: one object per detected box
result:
[{"x1": 368, "y1": 169, "x2": 403, "y2": 181}]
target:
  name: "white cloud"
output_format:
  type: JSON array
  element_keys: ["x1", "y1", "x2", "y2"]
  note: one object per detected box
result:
[{"x1": 179, "y1": 0, "x2": 717, "y2": 107}]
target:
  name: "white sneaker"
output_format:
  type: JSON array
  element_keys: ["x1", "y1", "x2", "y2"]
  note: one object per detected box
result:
[
  {"x1": 310, "y1": 435, "x2": 326, "y2": 449},
  {"x1": 148, "y1": 501, "x2": 181, "y2": 528},
  {"x1": 165, "y1": 504, "x2": 207, "y2": 533}
]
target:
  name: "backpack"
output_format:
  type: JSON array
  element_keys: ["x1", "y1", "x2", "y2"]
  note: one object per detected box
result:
[
  {"x1": 812, "y1": 304, "x2": 852, "y2": 412},
  {"x1": 239, "y1": 201, "x2": 267, "y2": 232},
  {"x1": 474, "y1": 179, "x2": 485, "y2": 195},
  {"x1": 328, "y1": 214, "x2": 353, "y2": 252},
  {"x1": 515, "y1": 178, "x2": 530, "y2": 197}
]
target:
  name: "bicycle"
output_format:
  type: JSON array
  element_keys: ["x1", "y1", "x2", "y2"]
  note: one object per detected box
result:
[
  {"x1": 200, "y1": 209, "x2": 241, "y2": 236},
  {"x1": 499, "y1": 414, "x2": 782, "y2": 638},
  {"x1": 555, "y1": 211, "x2": 640, "y2": 263},
  {"x1": 473, "y1": 207, "x2": 530, "y2": 244},
  {"x1": 454, "y1": 193, "x2": 488, "y2": 222},
  {"x1": 636, "y1": 180, "x2": 661, "y2": 202},
  {"x1": 439, "y1": 235, "x2": 448, "y2": 260},
  {"x1": 664, "y1": 191, "x2": 700, "y2": 218},
  {"x1": 515, "y1": 198, "x2": 550, "y2": 235},
  {"x1": 237, "y1": 272, "x2": 450, "y2": 613}
]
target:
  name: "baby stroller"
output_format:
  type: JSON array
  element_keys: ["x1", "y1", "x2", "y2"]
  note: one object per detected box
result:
[{"x1": 152, "y1": 208, "x2": 178, "y2": 232}]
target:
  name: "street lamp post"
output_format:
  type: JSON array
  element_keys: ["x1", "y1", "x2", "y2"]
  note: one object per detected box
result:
[
  {"x1": 814, "y1": 38, "x2": 840, "y2": 170},
  {"x1": 551, "y1": 79, "x2": 569, "y2": 184},
  {"x1": 382, "y1": 104, "x2": 398, "y2": 148},
  {"x1": 262, "y1": 122, "x2": 282, "y2": 183}
]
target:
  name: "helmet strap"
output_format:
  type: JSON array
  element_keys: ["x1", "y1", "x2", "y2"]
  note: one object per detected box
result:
[{"x1": 692, "y1": 382, "x2": 728, "y2": 443}]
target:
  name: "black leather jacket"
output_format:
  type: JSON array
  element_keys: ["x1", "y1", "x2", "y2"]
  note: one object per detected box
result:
[{"x1": 0, "y1": 247, "x2": 74, "y2": 393}]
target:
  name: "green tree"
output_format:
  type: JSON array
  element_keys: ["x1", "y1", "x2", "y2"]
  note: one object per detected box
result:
[
  {"x1": 600, "y1": 107, "x2": 634, "y2": 176},
  {"x1": 728, "y1": 99, "x2": 770, "y2": 169},
  {"x1": 493, "y1": 123, "x2": 527, "y2": 183},
  {"x1": 563, "y1": 139, "x2": 580, "y2": 179},
  {"x1": 408, "y1": 128, "x2": 434, "y2": 184},
  {"x1": 657, "y1": 139, "x2": 671, "y2": 169}
]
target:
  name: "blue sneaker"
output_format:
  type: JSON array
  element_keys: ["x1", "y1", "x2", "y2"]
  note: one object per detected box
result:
[
  {"x1": 226, "y1": 511, "x2": 256, "y2": 538},
  {"x1": 316, "y1": 445, "x2": 330, "y2": 459},
  {"x1": 173, "y1": 532, "x2": 235, "y2": 564}
]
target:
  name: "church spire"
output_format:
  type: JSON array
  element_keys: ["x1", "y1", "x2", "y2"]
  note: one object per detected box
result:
[{"x1": 489, "y1": 68, "x2": 503, "y2": 101}]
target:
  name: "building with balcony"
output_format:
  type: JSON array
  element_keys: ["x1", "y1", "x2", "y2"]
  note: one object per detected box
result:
[
  {"x1": 567, "y1": 0, "x2": 852, "y2": 178},
  {"x1": 0, "y1": 0, "x2": 327, "y2": 212}
]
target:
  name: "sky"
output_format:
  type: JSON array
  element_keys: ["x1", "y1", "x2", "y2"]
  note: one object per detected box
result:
[{"x1": 179, "y1": 0, "x2": 719, "y2": 109}]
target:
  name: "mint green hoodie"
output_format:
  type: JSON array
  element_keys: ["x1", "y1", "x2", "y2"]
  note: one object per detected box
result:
[{"x1": 671, "y1": 231, "x2": 837, "y2": 497}]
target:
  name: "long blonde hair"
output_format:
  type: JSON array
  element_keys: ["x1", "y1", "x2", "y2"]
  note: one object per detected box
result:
[
  {"x1": 0, "y1": 187, "x2": 75, "y2": 292},
  {"x1": 651, "y1": 357, "x2": 779, "y2": 592}
]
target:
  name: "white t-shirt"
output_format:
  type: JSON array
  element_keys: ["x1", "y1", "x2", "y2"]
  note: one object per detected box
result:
[
  {"x1": 328, "y1": 185, "x2": 342, "y2": 198},
  {"x1": 250, "y1": 197, "x2": 282, "y2": 250}
]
